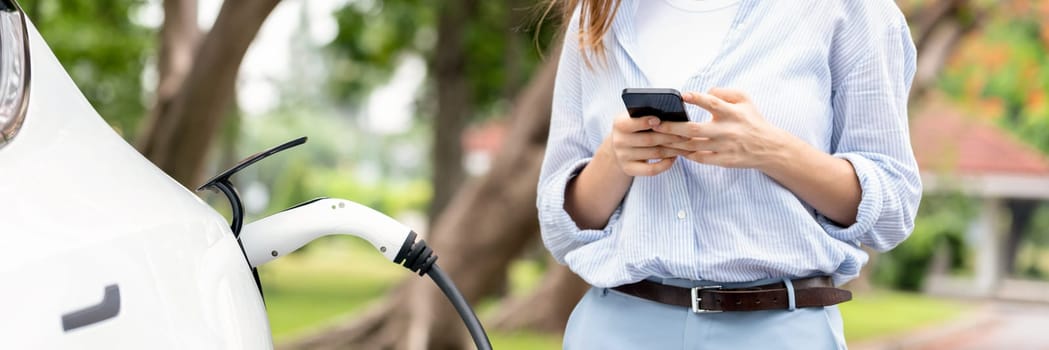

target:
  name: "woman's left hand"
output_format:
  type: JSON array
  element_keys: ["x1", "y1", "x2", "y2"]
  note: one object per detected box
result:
[{"x1": 652, "y1": 88, "x2": 793, "y2": 171}]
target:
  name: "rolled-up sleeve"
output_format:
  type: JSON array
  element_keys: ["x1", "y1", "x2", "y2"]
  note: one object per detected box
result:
[
  {"x1": 537, "y1": 12, "x2": 620, "y2": 264},
  {"x1": 819, "y1": 19, "x2": 922, "y2": 252}
]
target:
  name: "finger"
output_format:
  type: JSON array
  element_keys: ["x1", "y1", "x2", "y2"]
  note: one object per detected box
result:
[
  {"x1": 620, "y1": 146, "x2": 690, "y2": 161},
  {"x1": 681, "y1": 91, "x2": 702, "y2": 105},
  {"x1": 708, "y1": 88, "x2": 750, "y2": 103},
  {"x1": 665, "y1": 137, "x2": 719, "y2": 153},
  {"x1": 617, "y1": 130, "x2": 689, "y2": 147},
  {"x1": 652, "y1": 121, "x2": 724, "y2": 138},
  {"x1": 615, "y1": 115, "x2": 661, "y2": 133},
  {"x1": 681, "y1": 92, "x2": 734, "y2": 117},
  {"x1": 686, "y1": 151, "x2": 734, "y2": 167},
  {"x1": 622, "y1": 157, "x2": 676, "y2": 177}
]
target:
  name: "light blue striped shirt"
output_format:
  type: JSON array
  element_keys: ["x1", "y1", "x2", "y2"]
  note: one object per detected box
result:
[{"x1": 537, "y1": 0, "x2": 921, "y2": 288}]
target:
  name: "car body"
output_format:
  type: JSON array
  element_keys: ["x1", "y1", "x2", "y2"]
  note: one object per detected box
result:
[{"x1": 0, "y1": 2, "x2": 272, "y2": 348}]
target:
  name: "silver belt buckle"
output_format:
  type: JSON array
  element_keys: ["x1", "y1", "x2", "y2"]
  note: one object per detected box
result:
[{"x1": 690, "y1": 285, "x2": 723, "y2": 313}]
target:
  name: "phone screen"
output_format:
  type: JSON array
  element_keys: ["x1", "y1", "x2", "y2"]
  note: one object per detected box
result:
[{"x1": 621, "y1": 88, "x2": 689, "y2": 122}]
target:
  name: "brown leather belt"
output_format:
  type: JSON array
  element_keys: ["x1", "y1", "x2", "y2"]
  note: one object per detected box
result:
[{"x1": 611, "y1": 276, "x2": 852, "y2": 313}]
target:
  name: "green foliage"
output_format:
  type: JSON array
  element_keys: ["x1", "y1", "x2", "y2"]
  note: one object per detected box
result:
[
  {"x1": 327, "y1": 0, "x2": 555, "y2": 117},
  {"x1": 21, "y1": 0, "x2": 153, "y2": 138},
  {"x1": 236, "y1": 109, "x2": 432, "y2": 222},
  {"x1": 874, "y1": 193, "x2": 975, "y2": 291},
  {"x1": 327, "y1": 0, "x2": 434, "y2": 103},
  {"x1": 463, "y1": 0, "x2": 557, "y2": 111},
  {"x1": 294, "y1": 165, "x2": 432, "y2": 218},
  {"x1": 939, "y1": 11, "x2": 1049, "y2": 154}
]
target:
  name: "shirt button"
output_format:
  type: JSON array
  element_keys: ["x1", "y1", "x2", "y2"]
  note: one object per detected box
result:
[{"x1": 677, "y1": 210, "x2": 687, "y2": 220}]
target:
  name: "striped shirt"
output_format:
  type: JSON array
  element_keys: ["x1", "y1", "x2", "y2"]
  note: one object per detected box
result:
[{"x1": 537, "y1": 0, "x2": 921, "y2": 288}]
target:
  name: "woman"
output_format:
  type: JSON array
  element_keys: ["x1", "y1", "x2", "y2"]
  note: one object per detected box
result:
[{"x1": 537, "y1": 0, "x2": 921, "y2": 348}]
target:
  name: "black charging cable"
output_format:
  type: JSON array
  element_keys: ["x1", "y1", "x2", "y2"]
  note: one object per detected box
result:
[{"x1": 394, "y1": 231, "x2": 493, "y2": 350}]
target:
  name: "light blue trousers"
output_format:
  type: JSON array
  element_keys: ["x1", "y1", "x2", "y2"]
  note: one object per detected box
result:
[{"x1": 564, "y1": 286, "x2": 848, "y2": 349}]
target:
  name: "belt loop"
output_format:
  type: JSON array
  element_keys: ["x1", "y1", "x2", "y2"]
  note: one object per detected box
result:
[{"x1": 783, "y1": 278, "x2": 796, "y2": 311}]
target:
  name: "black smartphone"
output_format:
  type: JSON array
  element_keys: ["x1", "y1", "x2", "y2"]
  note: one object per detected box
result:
[{"x1": 621, "y1": 88, "x2": 689, "y2": 122}]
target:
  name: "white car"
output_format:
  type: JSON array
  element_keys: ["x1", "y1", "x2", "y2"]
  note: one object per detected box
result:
[
  {"x1": 0, "y1": 2, "x2": 491, "y2": 348},
  {"x1": 0, "y1": 1, "x2": 273, "y2": 348}
]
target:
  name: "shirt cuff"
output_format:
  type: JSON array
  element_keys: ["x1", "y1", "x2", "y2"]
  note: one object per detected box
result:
[
  {"x1": 538, "y1": 158, "x2": 621, "y2": 261},
  {"x1": 816, "y1": 153, "x2": 884, "y2": 245}
]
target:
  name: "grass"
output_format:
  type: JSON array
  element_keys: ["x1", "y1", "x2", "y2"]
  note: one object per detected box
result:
[
  {"x1": 261, "y1": 239, "x2": 971, "y2": 348},
  {"x1": 838, "y1": 290, "x2": 969, "y2": 342},
  {"x1": 260, "y1": 238, "x2": 560, "y2": 348},
  {"x1": 260, "y1": 238, "x2": 401, "y2": 343}
]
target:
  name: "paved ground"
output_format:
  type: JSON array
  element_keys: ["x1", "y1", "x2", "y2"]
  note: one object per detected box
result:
[
  {"x1": 919, "y1": 302, "x2": 1049, "y2": 350},
  {"x1": 856, "y1": 301, "x2": 1049, "y2": 350}
]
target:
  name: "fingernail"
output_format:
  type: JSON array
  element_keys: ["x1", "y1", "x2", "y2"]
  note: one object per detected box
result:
[{"x1": 648, "y1": 118, "x2": 660, "y2": 126}]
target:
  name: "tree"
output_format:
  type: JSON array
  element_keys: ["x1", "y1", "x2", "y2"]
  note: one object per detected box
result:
[
  {"x1": 285, "y1": 43, "x2": 561, "y2": 350},
  {"x1": 24, "y1": 0, "x2": 277, "y2": 178},
  {"x1": 490, "y1": 258, "x2": 589, "y2": 333},
  {"x1": 135, "y1": 0, "x2": 282, "y2": 188},
  {"x1": 901, "y1": 0, "x2": 993, "y2": 102},
  {"x1": 937, "y1": 1, "x2": 1049, "y2": 153},
  {"x1": 326, "y1": 0, "x2": 551, "y2": 222},
  {"x1": 429, "y1": 0, "x2": 478, "y2": 222},
  {"x1": 21, "y1": 0, "x2": 153, "y2": 137}
]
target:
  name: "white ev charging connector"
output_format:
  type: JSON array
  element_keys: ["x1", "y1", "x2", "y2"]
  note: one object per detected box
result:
[
  {"x1": 240, "y1": 198, "x2": 410, "y2": 267},
  {"x1": 198, "y1": 138, "x2": 489, "y2": 349},
  {"x1": 238, "y1": 197, "x2": 492, "y2": 350}
]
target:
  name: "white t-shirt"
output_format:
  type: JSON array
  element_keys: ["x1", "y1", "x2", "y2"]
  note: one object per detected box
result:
[{"x1": 633, "y1": 0, "x2": 741, "y2": 88}]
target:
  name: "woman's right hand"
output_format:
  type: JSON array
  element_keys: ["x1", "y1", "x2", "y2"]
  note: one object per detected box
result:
[
  {"x1": 564, "y1": 115, "x2": 688, "y2": 229},
  {"x1": 606, "y1": 115, "x2": 691, "y2": 177}
]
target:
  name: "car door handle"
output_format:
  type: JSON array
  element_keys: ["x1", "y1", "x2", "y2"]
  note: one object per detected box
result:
[{"x1": 61, "y1": 284, "x2": 121, "y2": 332}]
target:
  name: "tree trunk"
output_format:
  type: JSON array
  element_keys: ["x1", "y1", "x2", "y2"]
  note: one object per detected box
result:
[
  {"x1": 500, "y1": 0, "x2": 529, "y2": 101},
  {"x1": 490, "y1": 261, "x2": 589, "y2": 333},
  {"x1": 907, "y1": 0, "x2": 991, "y2": 102},
  {"x1": 284, "y1": 45, "x2": 561, "y2": 350},
  {"x1": 137, "y1": 0, "x2": 281, "y2": 188},
  {"x1": 428, "y1": 0, "x2": 479, "y2": 225},
  {"x1": 137, "y1": 0, "x2": 200, "y2": 146},
  {"x1": 908, "y1": 0, "x2": 964, "y2": 54}
]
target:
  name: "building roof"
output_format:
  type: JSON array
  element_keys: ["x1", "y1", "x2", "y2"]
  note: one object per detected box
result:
[{"x1": 911, "y1": 107, "x2": 1049, "y2": 177}]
